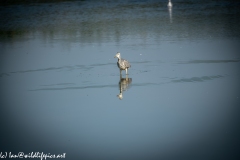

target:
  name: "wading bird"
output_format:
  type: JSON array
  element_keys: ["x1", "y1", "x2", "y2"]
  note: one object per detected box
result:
[{"x1": 114, "y1": 52, "x2": 131, "y2": 75}]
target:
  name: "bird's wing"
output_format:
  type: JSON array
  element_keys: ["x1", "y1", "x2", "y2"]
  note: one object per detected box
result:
[{"x1": 122, "y1": 59, "x2": 131, "y2": 68}]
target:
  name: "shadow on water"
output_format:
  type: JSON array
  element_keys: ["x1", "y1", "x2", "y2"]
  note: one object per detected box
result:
[{"x1": 117, "y1": 74, "x2": 132, "y2": 100}]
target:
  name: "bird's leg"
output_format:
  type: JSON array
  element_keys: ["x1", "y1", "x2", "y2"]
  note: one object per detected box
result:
[{"x1": 126, "y1": 68, "x2": 128, "y2": 75}]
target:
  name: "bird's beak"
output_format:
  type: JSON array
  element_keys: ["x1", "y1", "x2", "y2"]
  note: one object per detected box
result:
[{"x1": 114, "y1": 55, "x2": 116, "y2": 58}]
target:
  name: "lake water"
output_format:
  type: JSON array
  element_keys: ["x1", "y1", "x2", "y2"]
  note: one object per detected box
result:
[{"x1": 1, "y1": 0, "x2": 240, "y2": 159}]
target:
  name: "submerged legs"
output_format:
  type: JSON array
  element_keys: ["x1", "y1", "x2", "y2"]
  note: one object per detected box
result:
[{"x1": 119, "y1": 69, "x2": 129, "y2": 76}]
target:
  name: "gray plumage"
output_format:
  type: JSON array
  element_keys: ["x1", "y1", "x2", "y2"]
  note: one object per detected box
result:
[{"x1": 114, "y1": 52, "x2": 131, "y2": 75}]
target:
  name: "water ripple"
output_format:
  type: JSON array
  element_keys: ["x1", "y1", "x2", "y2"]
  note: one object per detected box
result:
[
  {"x1": 40, "y1": 83, "x2": 75, "y2": 87},
  {"x1": 0, "y1": 73, "x2": 10, "y2": 77},
  {"x1": 30, "y1": 74, "x2": 224, "y2": 91},
  {"x1": 171, "y1": 75, "x2": 224, "y2": 83},
  {"x1": 178, "y1": 59, "x2": 240, "y2": 64},
  {"x1": 29, "y1": 84, "x2": 116, "y2": 91},
  {"x1": 0, "y1": 63, "x2": 114, "y2": 76},
  {"x1": 9, "y1": 65, "x2": 94, "y2": 74}
]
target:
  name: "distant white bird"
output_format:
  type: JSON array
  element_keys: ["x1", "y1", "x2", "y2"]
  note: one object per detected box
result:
[{"x1": 168, "y1": 0, "x2": 173, "y2": 8}]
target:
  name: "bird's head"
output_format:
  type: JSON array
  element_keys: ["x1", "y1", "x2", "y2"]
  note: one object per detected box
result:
[
  {"x1": 117, "y1": 93, "x2": 123, "y2": 100},
  {"x1": 114, "y1": 52, "x2": 121, "y2": 59}
]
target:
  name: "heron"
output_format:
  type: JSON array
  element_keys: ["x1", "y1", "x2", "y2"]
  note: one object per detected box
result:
[
  {"x1": 114, "y1": 52, "x2": 131, "y2": 75},
  {"x1": 168, "y1": 0, "x2": 172, "y2": 8}
]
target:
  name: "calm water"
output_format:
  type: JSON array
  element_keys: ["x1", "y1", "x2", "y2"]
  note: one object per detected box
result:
[{"x1": 1, "y1": 0, "x2": 240, "y2": 159}]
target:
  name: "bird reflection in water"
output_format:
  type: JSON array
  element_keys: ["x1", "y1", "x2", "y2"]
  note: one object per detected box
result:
[
  {"x1": 117, "y1": 74, "x2": 132, "y2": 100},
  {"x1": 167, "y1": 0, "x2": 173, "y2": 23},
  {"x1": 114, "y1": 52, "x2": 132, "y2": 100}
]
